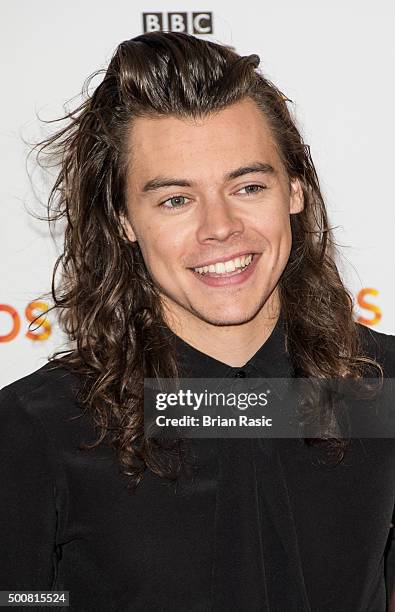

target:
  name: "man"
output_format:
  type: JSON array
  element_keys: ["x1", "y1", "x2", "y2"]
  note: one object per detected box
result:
[{"x1": 0, "y1": 32, "x2": 394, "y2": 611}]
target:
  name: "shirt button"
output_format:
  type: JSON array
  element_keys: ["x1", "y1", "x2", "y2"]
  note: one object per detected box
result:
[{"x1": 234, "y1": 370, "x2": 246, "y2": 378}]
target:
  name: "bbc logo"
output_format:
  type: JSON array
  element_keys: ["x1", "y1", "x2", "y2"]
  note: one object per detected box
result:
[{"x1": 142, "y1": 12, "x2": 213, "y2": 35}]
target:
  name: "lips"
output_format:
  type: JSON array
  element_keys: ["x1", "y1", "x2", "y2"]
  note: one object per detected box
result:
[
  {"x1": 188, "y1": 251, "x2": 258, "y2": 269},
  {"x1": 194, "y1": 254, "x2": 253, "y2": 276},
  {"x1": 189, "y1": 253, "x2": 261, "y2": 287}
]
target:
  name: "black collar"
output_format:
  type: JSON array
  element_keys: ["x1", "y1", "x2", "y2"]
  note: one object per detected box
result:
[{"x1": 165, "y1": 311, "x2": 294, "y2": 378}]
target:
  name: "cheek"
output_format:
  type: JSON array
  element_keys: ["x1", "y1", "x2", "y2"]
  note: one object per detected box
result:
[
  {"x1": 137, "y1": 226, "x2": 185, "y2": 275},
  {"x1": 258, "y1": 213, "x2": 292, "y2": 248}
]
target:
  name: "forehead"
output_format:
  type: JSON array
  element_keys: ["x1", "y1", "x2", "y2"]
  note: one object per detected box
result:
[{"x1": 126, "y1": 98, "x2": 281, "y2": 182}]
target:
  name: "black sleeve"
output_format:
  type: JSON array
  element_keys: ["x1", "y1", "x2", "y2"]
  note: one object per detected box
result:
[
  {"x1": 357, "y1": 327, "x2": 395, "y2": 606},
  {"x1": 386, "y1": 507, "x2": 395, "y2": 606},
  {"x1": 381, "y1": 332, "x2": 395, "y2": 608},
  {"x1": 0, "y1": 386, "x2": 57, "y2": 589}
]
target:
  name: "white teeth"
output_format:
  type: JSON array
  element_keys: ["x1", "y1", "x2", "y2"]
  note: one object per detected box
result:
[{"x1": 193, "y1": 254, "x2": 253, "y2": 275}]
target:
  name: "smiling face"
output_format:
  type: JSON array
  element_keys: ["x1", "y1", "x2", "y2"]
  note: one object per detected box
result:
[{"x1": 121, "y1": 97, "x2": 304, "y2": 335}]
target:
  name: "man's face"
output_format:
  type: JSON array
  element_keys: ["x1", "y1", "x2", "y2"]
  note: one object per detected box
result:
[{"x1": 122, "y1": 97, "x2": 303, "y2": 330}]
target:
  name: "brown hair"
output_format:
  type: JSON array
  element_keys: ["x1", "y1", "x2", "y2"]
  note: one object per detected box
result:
[{"x1": 30, "y1": 32, "x2": 381, "y2": 489}]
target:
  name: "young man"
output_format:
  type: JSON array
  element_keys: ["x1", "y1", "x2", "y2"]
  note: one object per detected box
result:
[{"x1": 1, "y1": 32, "x2": 394, "y2": 611}]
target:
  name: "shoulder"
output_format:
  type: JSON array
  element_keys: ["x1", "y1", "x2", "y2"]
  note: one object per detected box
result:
[
  {"x1": 0, "y1": 360, "x2": 83, "y2": 430},
  {"x1": 1, "y1": 360, "x2": 78, "y2": 401},
  {"x1": 355, "y1": 322, "x2": 395, "y2": 376}
]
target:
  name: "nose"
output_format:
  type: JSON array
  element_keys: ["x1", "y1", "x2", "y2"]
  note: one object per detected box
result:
[{"x1": 196, "y1": 197, "x2": 244, "y2": 243}]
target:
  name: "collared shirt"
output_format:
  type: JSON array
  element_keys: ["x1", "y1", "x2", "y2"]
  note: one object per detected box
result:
[{"x1": 0, "y1": 314, "x2": 394, "y2": 611}]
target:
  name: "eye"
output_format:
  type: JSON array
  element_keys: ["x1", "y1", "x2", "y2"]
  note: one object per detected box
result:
[
  {"x1": 159, "y1": 195, "x2": 191, "y2": 210},
  {"x1": 237, "y1": 184, "x2": 266, "y2": 195}
]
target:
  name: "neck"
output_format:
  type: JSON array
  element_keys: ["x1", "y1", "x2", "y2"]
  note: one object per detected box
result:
[{"x1": 163, "y1": 290, "x2": 281, "y2": 368}]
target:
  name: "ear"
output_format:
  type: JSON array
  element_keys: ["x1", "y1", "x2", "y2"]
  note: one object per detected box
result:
[
  {"x1": 289, "y1": 178, "x2": 304, "y2": 214},
  {"x1": 120, "y1": 212, "x2": 138, "y2": 243}
]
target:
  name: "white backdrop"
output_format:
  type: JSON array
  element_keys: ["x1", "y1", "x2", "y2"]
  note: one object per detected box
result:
[{"x1": 1, "y1": 1, "x2": 394, "y2": 387}]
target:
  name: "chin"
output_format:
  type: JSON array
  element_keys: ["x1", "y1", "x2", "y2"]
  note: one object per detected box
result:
[{"x1": 194, "y1": 307, "x2": 261, "y2": 327}]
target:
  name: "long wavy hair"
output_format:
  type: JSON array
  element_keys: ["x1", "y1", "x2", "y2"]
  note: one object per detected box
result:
[{"x1": 30, "y1": 32, "x2": 381, "y2": 489}]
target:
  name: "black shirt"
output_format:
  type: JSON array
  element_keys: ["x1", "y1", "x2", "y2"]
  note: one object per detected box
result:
[{"x1": 0, "y1": 315, "x2": 394, "y2": 611}]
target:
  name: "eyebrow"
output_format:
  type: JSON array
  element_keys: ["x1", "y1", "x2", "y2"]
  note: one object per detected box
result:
[{"x1": 141, "y1": 162, "x2": 276, "y2": 193}]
